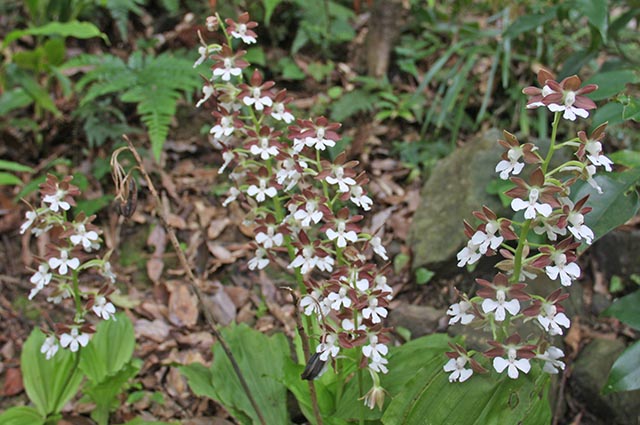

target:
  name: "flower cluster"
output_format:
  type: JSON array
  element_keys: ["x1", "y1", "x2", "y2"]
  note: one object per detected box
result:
[
  {"x1": 195, "y1": 13, "x2": 392, "y2": 406},
  {"x1": 21, "y1": 175, "x2": 117, "y2": 359},
  {"x1": 446, "y1": 67, "x2": 611, "y2": 382}
]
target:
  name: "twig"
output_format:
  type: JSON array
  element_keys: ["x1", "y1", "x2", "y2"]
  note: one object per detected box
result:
[
  {"x1": 288, "y1": 289, "x2": 324, "y2": 425},
  {"x1": 117, "y1": 136, "x2": 267, "y2": 425}
]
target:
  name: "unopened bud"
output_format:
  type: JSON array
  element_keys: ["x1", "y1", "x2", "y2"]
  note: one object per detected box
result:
[{"x1": 206, "y1": 16, "x2": 219, "y2": 31}]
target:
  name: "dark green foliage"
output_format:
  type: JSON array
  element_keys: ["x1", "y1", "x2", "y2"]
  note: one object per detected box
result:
[{"x1": 66, "y1": 51, "x2": 202, "y2": 160}]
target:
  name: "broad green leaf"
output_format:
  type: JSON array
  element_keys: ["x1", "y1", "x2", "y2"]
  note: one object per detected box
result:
[
  {"x1": 180, "y1": 324, "x2": 289, "y2": 425},
  {"x1": 5, "y1": 65, "x2": 60, "y2": 115},
  {"x1": 76, "y1": 195, "x2": 113, "y2": 216},
  {"x1": 571, "y1": 169, "x2": 640, "y2": 250},
  {"x1": 0, "y1": 172, "x2": 24, "y2": 186},
  {"x1": 381, "y1": 334, "x2": 550, "y2": 425},
  {"x1": 503, "y1": 8, "x2": 557, "y2": 38},
  {"x1": 0, "y1": 160, "x2": 33, "y2": 173},
  {"x1": 262, "y1": 0, "x2": 283, "y2": 25},
  {"x1": 622, "y1": 95, "x2": 640, "y2": 122},
  {"x1": 592, "y1": 101, "x2": 624, "y2": 127},
  {"x1": 85, "y1": 362, "x2": 140, "y2": 425},
  {"x1": 3, "y1": 21, "x2": 108, "y2": 47},
  {"x1": 244, "y1": 47, "x2": 266, "y2": 66},
  {"x1": 281, "y1": 358, "x2": 347, "y2": 425},
  {"x1": 604, "y1": 340, "x2": 640, "y2": 393},
  {"x1": 0, "y1": 88, "x2": 33, "y2": 114},
  {"x1": 21, "y1": 328, "x2": 83, "y2": 416},
  {"x1": 610, "y1": 150, "x2": 640, "y2": 168},
  {"x1": 574, "y1": 0, "x2": 608, "y2": 43},
  {"x1": 585, "y1": 70, "x2": 639, "y2": 101},
  {"x1": 0, "y1": 406, "x2": 45, "y2": 425},
  {"x1": 79, "y1": 313, "x2": 135, "y2": 383},
  {"x1": 415, "y1": 267, "x2": 435, "y2": 285},
  {"x1": 602, "y1": 290, "x2": 640, "y2": 330},
  {"x1": 330, "y1": 89, "x2": 376, "y2": 122}
]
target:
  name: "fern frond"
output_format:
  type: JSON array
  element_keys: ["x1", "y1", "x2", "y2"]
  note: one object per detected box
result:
[{"x1": 70, "y1": 51, "x2": 201, "y2": 160}]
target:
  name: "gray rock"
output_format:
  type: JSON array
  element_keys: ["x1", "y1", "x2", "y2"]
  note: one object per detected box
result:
[
  {"x1": 408, "y1": 129, "x2": 506, "y2": 270},
  {"x1": 387, "y1": 304, "x2": 445, "y2": 339},
  {"x1": 570, "y1": 338, "x2": 640, "y2": 425},
  {"x1": 592, "y1": 229, "x2": 640, "y2": 282}
]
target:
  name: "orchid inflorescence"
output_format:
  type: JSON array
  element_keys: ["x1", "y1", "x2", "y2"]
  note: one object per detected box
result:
[
  {"x1": 21, "y1": 175, "x2": 117, "y2": 360},
  {"x1": 445, "y1": 67, "x2": 612, "y2": 382},
  {"x1": 195, "y1": 12, "x2": 392, "y2": 406}
]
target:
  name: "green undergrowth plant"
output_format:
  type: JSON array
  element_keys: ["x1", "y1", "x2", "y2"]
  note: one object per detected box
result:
[
  {"x1": 173, "y1": 11, "x2": 640, "y2": 425},
  {"x1": 0, "y1": 159, "x2": 34, "y2": 187},
  {"x1": 2, "y1": 175, "x2": 171, "y2": 425},
  {"x1": 63, "y1": 51, "x2": 202, "y2": 160},
  {"x1": 0, "y1": 15, "x2": 107, "y2": 142}
]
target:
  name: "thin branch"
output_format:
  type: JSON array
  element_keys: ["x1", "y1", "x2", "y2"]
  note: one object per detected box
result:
[
  {"x1": 288, "y1": 289, "x2": 324, "y2": 425},
  {"x1": 117, "y1": 136, "x2": 267, "y2": 425}
]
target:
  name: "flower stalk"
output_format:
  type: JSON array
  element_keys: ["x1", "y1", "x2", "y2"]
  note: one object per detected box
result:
[{"x1": 446, "y1": 66, "x2": 611, "y2": 383}]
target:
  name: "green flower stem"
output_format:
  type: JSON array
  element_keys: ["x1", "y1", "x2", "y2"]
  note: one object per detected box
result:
[
  {"x1": 358, "y1": 365, "x2": 365, "y2": 425},
  {"x1": 546, "y1": 160, "x2": 586, "y2": 177},
  {"x1": 511, "y1": 219, "x2": 531, "y2": 284},
  {"x1": 71, "y1": 270, "x2": 82, "y2": 322},
  {"x1": 541, "y1": 112, "x2": 561, "y2": 174},
  {"x1": 216, "y1": 13, "x2": 233, "y2": 47}
]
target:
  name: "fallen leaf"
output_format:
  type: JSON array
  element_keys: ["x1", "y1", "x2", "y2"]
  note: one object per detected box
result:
[
  {"x1": 147, "y1": 225, "x2": 167, "y2": 255},
  {"x1": 208, "y1": 289, "x2": 236, "y2": 326},
  {"x1": 135, "y1": 318, "x2": 171, "y2": 342},
  {"x1": 166, "y1": 367, "x2": 189, "y2": 399},
  {"x1": 146, "y1": 258, "x2": 164, "y2": 283},
  {"x1": 176, "y1": 332, "x2": 214, "y2": 348},
  {"x1": 2, "y1": 367, "x2": 23, "y2": 396},
  {"x1": 206, "y1": 242, "x2": 234, "y2": 262},
  {"x1": 564, "y1": 316, "x2": 582, "y2": 356},
  {"x1": 207, "y1": 218, "x2": 230, "y2": 239},
  {"x1": 168, "y1": 284, "x2": 199, "y2": 327},
  {"x1": 167, "y1": 213, "x2": 187, "y2": 229}
]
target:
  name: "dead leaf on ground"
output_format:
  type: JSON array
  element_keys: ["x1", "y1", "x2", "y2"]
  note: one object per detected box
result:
[
  {"x1": 135, "y1": 318, "x2": 171, "y2": 343},
  {"x1": 208, "y1": 218, "x2": 230, "y2": 239},
  {"x1": 168, "y1": 284, "x2": 199, "y2": 327},
  {"x1": 176, "y1": 331, "x2": 214, "y2": 349},
  {"x1": 564, "y1": 316, "x2": 582, "y2": 356},
  {"x1": 167, "y1": 213, "x2": 187, "y2": 229},
  {"x1": 166, "y1": 367, "x2": 190, "y2": 399},
  {"x1": 206, "y1": 242, "x2": 235, "y2": 263},
  {"x1": 2, "y1": 367, "x2": 23, "y2": 396},
  {"x1": 146, "y1": 258, "x2": 164, "y2": 284},
  {"x1": 208, "y1": 288, "x2": 236, "y2": 326}
]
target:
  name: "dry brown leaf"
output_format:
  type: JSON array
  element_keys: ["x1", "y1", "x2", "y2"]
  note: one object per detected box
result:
[
  {"x1": 160, "y1": 171, "x2": 180, "y2": 201},
  {"x1": 166, "y1": 367, "x2": 190, "y2": 399},
  {"x1": 167, "y1": 213, "x2": 187, "y2": 229},
  {"x1": 146, "y1": 258, "x2": 164, "y2": 283},
  {"x1": 207, "y1": 218, "x2": 230, "y2": 239},
  {"x1": 168, "y1": 284, "x2": 198, "y2": 328},
  {"x1": 370, "y1": 206, "x2": 395, "y2": 234},
  {"x1": 206, "y1": 242, "x2": 234, "y2": 262},
  {"x1": 564, "y1": 316, "x2": 582, "y2": 356},
  {"x1": 147, "y1": 224, "x2": 167, "y2": 254},
  {"x1": 389, "y1": 208, "x2": 412, "y2": 241},
  {"x1": 224, "y1": 286, "x2": 250, "y2": 309},
  {"x1": 176, "y1": 332, "x2": 214, "y2": 348},
  {"x1": 208, "y1": 289, "x2": 236, "y2": 326},
  {"x1": 2, "y1": 367, "x2": 23, "y2": 396},
  {"x1": 135, "y1": 318, "x2": 171, "y2": 342}
]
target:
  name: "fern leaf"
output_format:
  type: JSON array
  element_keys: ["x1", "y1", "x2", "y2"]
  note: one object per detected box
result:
[{"x1": 71, "y1": 51, "x2": 201, "y2": 160}]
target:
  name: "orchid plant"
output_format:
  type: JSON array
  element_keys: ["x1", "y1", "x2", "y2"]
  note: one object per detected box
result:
[
  {"x1": 446, "y1": 67, "x2": 611, "y2": 382},
  {"x1": 21, "y1": 175, "x2": 118, "y2": 359},
  {"x1": 194, "y1": 12, "x2": 393, "y2": 413}
]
